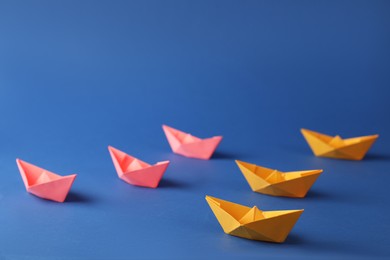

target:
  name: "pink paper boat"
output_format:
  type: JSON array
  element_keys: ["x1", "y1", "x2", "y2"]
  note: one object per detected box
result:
[
  {"x1": 16, "y1": 159, "x2": 77, "y2": 203},
  {"x1": 108, "y1": 146, "x2": 169, "y2": 188},
  {"x1": 162, "y1": 125, "x2": 223, "y2": 160}
]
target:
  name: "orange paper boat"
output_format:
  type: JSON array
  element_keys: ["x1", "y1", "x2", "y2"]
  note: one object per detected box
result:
[
  {"x1": 108, "y1": 146, "x2": 169, "y2": 188},
  {"x1": 205, "y1": 196, "x2": 303, "y2": 243},
  {"x1": 236, "y1": 160, "x2": 322, "y2": 198},
  {"x1": 16, "y1": 159, "x2": 77, "y2": 202},
  {"x1": 301, "y1": 128, "x2": 379, "y2": 160},
  {"x1": 162, "y1": 124, "x2": 222, "y2": 160}
]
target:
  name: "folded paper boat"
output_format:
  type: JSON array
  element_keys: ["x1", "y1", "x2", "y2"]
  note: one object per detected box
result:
[
  {"x1": 301, "y1": 128, "x2": 379, "y2": 160},
  {"x1": 108, "y1": 146, "x2": 169, "y2": 188},
  {"x1": 162, "y1": 124, "x2": 222, "y2": 160},
  {"x1": 16, "y1": 159, "x2": 77, "y2": 202},
  {"x1": 236, "y1": 160, "x2": 322, "y2": 198},
  {"x1": 205, "y1": 196, "x2": 303, "y2": 243}
]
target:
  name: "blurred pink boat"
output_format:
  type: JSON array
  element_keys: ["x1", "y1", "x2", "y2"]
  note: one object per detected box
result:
[{"x1": 162, "y1": 124, "x2": 222, "y2": 160}]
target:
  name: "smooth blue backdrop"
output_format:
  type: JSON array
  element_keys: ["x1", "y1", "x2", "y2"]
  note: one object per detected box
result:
[{"x1": 1, "y1": 0, "x2": 389, "y2": 259}]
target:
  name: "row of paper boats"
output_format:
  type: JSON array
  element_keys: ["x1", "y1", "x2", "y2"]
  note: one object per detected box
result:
[
  {"x1": 16, "y1": 154, "x2": 324, "y2": 202},
  {"x1": 15, "y1": 125, "x2": 379, "y2": 243}
]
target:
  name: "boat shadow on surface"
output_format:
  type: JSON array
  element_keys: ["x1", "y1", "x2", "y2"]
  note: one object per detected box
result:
[
  {"x1": 65, "y1": 191, "x2": 95, "y2": 203},
  {"x1": 363, "y1": 153, "x2": 390, "y2": 161},
  {"x1": 229, "y1": 234, "x2": 381, "y2": 257},
  {"x1": 158, "y1": 178, "x2": 190, "y2": 189},
  {"x1": 212, "y1": 151, "x2": 250, "y2": 160},
  {"x1": 303, "y1": 190, "x2": 335, "y2": 200}
]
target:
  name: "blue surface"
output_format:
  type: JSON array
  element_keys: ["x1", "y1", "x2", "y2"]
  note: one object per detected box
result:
[{"x1": 1, "y1": 0, "x2": 390, "y2": 259}]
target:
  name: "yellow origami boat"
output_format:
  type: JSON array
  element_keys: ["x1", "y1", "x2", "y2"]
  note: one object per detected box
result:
[
  {"x1": 301, "y1": 128, "x2": 379, "y2": 160},
  {"x1": 205, "y1": 196, "x2": 303, "y2": 243},
  {"x1": 235, "y1": 160, "x2": 322, "y2": 198}
]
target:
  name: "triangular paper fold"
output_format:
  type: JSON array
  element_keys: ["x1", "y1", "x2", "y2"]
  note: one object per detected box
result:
[
  {"x1": 16, "y1": 159, "x2": 77, "y2": 202},
  {"x1": 108, "y1": 146, "x2": 169, "y2": 188},
  {"x1": 205, "y1": 196, "x2": 303, "y2": 243},
  {"x1": 301, "y1": 128, "x2": 378, "y2": 160},
  {"x1": 162, "y1": 125, "x2": 222, "y2": 160}
]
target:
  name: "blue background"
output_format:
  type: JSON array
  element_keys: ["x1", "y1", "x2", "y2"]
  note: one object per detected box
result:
[{"x1": 1, "y1": 0, "x2": 389, "y2": 259}]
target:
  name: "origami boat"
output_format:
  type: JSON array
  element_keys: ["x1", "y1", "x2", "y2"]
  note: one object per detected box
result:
[
  {"x1": 162, "y1": 124, "x2": 222, "y2": 160},
  {"x1": 108, "y1": 146, "x2": 169, "y2": 188},
  {"x1": 301, "y1": 128, "x2": 379, "y2": 160},
  {"x1": 236, "y1": 160, "x2": 322, "y2": 198},
  {"x1": 16, "y1": 159, "x2": 77, "y2": 202},
  {"x1": 205, "y1": 196, "x2": 303, "y2": 243}
]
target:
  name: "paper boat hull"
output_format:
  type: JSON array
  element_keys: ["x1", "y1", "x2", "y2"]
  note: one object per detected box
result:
[
  {"x1": 253, "y1": 173, "x2": 321, "y2": 198},
  {"x1": 120, "y1": 162, "x2": 169, "y2": 188},
  {"x1": 174, "y1": 137, "x2": 222, "y2": 160},
  {"x1": 229, "y1": 211, "x2": 303, "y2": 243},
  {"x1": 27, "y1": 175, "x2": 77, "y2": 202}
]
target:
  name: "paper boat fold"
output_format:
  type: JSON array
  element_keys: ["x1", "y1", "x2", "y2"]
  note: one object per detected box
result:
[
  {"x1": 236, "y1": 160, "x2": 322, "y2": 198},
  {"x1": 108, "y1": 146, "x2": 169, "y2": 188},
  {"x1": 301, "y1": 128, "x2": 379, "y2": 160},
  {"x1": 16, "y1": 159, "x2": 77, "y2": 202},
  {"x1": 162, "y1": 124, "x2": 222, "y2": 160},
  {"x1": 205, "y1": 196, "x2": 303, "y2": 243}
]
